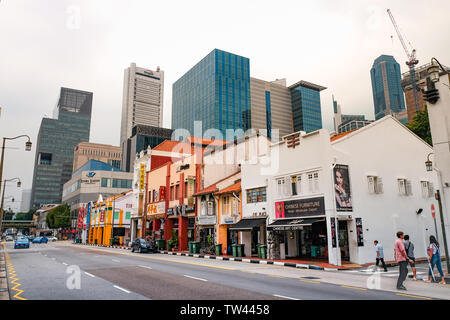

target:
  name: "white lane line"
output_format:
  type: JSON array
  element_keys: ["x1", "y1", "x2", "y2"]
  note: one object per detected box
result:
[
  {"x1": 112, "y1": 259, "x2": 121, "y2": 263},
  {"x1": 84, "y1": 272, "x2": 96, "y2": 278},
  {"x1": 113, "y1": 285, "x2": 131, "y2": 294},
  {"x1": 62, "y1": 262, "x2": 68, "y2": 266},
  {"x1": 138, "y1": 265, "x2": 153, "y2": 270},
  {"x1": 184, "y1": 275, "x2": 208, "y2": 282},
  {"x1": 273, "y1": 294, "x2": 300, "y2": 300},
  {"x1": 52, "y1": 258, "x2": 56, "y2": 260}
]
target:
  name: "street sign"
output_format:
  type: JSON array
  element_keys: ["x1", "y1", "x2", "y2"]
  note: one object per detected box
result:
[{"x1": 431, "y1": 204, "x2": 436, "y2": 218}]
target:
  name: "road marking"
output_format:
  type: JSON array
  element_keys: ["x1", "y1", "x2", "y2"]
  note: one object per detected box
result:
[
  {"x1": 113, "y1": 285, "x2": 131, "y2": 294},
  {"x1": 51, "y1": 258, "x2": 56, "y2": 260},
  {"x1": 184, "y1": 275, "x2": 208, "y2": 282},
  {"x1": 340, "y1": 285, "x2": 368, "y2": 291},
  {"x1": 62, "y1": 262, "x2": 68, "y2": 266},
  {"x1": 112, "y1": 259, "x2": 121, "y2": 263},
  {"x1": 300, "y1": 279, "x2": 321, "y2": 284},
  {"x1": 4, "y1": 251, "x2": 27, "y2": 300},
  {"x1": 138, "y1": 265, "x2": 153, "y2": 270},
  {"x1": 268, "y1": 274, "x2": 285, "y2": 278},
  {"x1": 84, "y1": 272, "x2": 95, "y2": 278},
  {"x1": 396, "y1": 293, "x2": 432, "y2": 300},
  {"x1": 273, "y1": 294, "x2": 300, "y2": 300}
]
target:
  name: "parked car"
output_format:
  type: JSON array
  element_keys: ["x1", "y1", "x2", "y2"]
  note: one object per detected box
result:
[
  {"x1": 131, "y1": 238, "x2": 156, "y2": 253},
  {"x1": 32, "y1": 237, "x2": 48, "y2": 244},
  {"x1": 27, "y1": 235, "x2": 35, "y2": 240},
  {"x1": 48, "y1": 236, "x2": 57, "y2": 242},
  {"x1": 14, "y1": 237, "x2": 30, "y2": 249},
  {"x1": 5, "y1": 235, "x2": 14, "y2": 242}
]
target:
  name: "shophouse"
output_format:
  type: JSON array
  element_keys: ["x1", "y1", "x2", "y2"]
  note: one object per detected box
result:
[{"x1": 241, "y1": 116, "x2": 441, "y2": 266}]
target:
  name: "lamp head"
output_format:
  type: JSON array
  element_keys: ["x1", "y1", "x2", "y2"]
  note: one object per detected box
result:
[
  {"x1": 425, "y1": 160, "x2": 433, "y2": 172},
  {"x1": 25, "y1": 141, "x2": 32, "y2": 151},
  {"x1": 17, "y1": 181, "x2": 21, "y2": 188},
  {"x1": 428, "y1": 63, "x2": 440, "y2": 83}
]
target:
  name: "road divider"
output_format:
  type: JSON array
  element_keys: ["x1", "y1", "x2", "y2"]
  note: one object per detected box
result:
[{"x1": 184, "y1": 275, "x2": 208, "y2": 282}]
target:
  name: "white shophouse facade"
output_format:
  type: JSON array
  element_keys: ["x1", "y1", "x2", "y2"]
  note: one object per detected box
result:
[{"x1": 241, "y1": 116, "x2": 442, "y2": 266}]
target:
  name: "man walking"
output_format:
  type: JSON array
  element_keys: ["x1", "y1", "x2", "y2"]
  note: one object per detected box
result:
[
  {"x1": 395, "y1": 231, "x2": 413, "y2": 290},
  {"x1": 403, "y1": 235, "x2": 417, "y2": 281},
  {"x1": 374, "y1": 240, "x2": 388, "y2": 272}
]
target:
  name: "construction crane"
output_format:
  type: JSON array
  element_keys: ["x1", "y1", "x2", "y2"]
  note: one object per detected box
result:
[{"x1": 387, "y1": 8, "x2": 420, "y2": 111}]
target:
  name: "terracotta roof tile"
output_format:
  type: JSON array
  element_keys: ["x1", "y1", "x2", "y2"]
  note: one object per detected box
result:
[
  {"x1": 330, "y1": 129, "x2": 359, "y2": 142},
  {"x1": 214, "y1": 181, "x2": 241, "y2": 195}
]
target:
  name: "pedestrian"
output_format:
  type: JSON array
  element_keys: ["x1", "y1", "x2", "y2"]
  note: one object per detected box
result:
[
  {"x1": 394, "y1": 231, "x2": 413, "y2": 290},
  {"x1": 374, "y1": 240, "x2": 388, "y2": 272},
  {"x1": 403, "y1": 235, "x2": 417, "y2": 281},
  {"x1": 424, "y1": 235, "x2": 446, "y2": 284}
]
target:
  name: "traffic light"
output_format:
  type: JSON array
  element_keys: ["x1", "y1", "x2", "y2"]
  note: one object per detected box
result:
[{"x1": 423, "y1": 77, "x2": 440, "y2": 104}]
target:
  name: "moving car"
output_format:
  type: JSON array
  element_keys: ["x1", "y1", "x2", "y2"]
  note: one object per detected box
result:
[
  {"x1": 32, "y1": 237, "x2": 48, "y2": 244},
  {"x1": 48, "y1": 236, "x2": 57, "y2": 242},
  {"x1": 14, "y1": 237, "x2": 30, "y2": 249},
  {"x1": 131, "y1": 238, "x2": 156, "y2": 253},
  {"x1": 27, "y1": 235, "x2": 35, "y2": 240},
  {"x1": 5, "y1": 235, "x2": 14, "y2": 242}
]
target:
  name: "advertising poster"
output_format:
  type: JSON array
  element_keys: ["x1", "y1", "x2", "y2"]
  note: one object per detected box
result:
[
  {"x1": 275, "y1": 197, "x2": 325, "y2": 219},
  {"x1": 356, "y1": 218, "x2": 364, "y2": 247},
  {"x1": 275, "y1": 201, "x2": 285, "y2": 219},
  {"x1": 331, "y1": 217, "x2": 337, "y2": 248},
  {"x1": 334, "y1": 164, "x2": 353, "y2": 212}
]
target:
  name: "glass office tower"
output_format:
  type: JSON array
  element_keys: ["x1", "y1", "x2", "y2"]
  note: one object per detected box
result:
[
  {"x1": 370, "y1": 55, "x2": 406, "y2": 121},
  {"x1": 172, "y1": 49, "x2": 251, "y2": 137},
  {"x1": 30, "y1": 87, "x2": 92, "y2": 209},
  {"x1": 289, "y1": 81, "x2": 326, "y2": 133}
]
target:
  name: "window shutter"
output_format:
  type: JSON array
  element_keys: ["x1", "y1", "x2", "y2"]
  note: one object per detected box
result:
[
  {"x1": 406, "y1": 180, "x2": 412, "y2": 196},
  {"x1": 376, "y1": 177, "x2": 383, "y2": 194},
  {"x1": 284, "y1": 176, "x2": 292, "y2": 196},
  {"x1": 314, "y1": 172, "x2": 319, "y2": 192},
  {"x1": 428, "y1": 182, "x2": 434, "y2": 198}
]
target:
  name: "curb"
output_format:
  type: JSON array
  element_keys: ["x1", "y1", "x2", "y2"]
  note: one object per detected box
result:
[
  {"x1": 158, "y1": 251, "x2": 349, "y2": 271},
  {"x1": 0, "y1": 249, "x2": 10, "y2": 300},
  {"x1": 75, "y1": 243, "x2": 131, "y2": 250}
]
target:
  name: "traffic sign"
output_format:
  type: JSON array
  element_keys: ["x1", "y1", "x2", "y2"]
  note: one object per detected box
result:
[{"x1": 431, "y1": 204, "x2": 436, "y2": 218}]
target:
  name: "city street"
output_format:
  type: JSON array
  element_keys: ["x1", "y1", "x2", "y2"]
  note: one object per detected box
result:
[{"x1": 2, "y1": 241, "x2": 449, "y2": 300}]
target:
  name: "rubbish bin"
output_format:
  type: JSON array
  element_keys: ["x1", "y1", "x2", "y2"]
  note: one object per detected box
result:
[
  {"x1": 94, "y1": 239, "x2": 98, "y2": 245},
  {"x1": 215, "y1": 244, "x2": 222, "y2": 256},
  {"x1": 156, "y1": 239, "x2": 165, "y2": 251},
  {"x1": 188, "y1": 241, "x2": 194, "y2": 254},
  {"x1": 260, "y1": 245, "x2": 267, "y2": 259},
  {"x1": 192, "y1": 241, "x2": 200, "y2": 254},
  {"x1": 232, "y1": 244, "x2": 238, "y2": 257},
  {"x1": 237, "y1": 244, "x2": 245, "y2": 257}
]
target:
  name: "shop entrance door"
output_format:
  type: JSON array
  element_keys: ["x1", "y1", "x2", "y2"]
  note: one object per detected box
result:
[
  {"x1": 251, "y1": 229, "x2": 259, "y2": 256},
  {"x1": 338, "y1": 221, "x2": 350, "y2": 262}
]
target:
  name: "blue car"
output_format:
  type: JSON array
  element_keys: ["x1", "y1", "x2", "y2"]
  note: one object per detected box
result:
[
  {"x1": 32, "y1": 237, "x2": 48, "y2": 244},
  {"x1": 14, "y1": 237, "x2": 30, "y2": 249}
]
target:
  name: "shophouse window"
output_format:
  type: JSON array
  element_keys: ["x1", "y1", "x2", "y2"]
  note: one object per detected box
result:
[
  {"x1": 421, "y1": 181, "x2": 434, "y2": 198},
  {"x1": 276, "y1": 178, "x2": 285, "y2": 198},
  {"x1": 308, "y1": 171, "x2": 319, "y2": 193},
  {"x1": 175, "y1": 184, "x2": 180, "y2": 200},
  {"x1": 222, "y1": 196, "x2": 230, "y2": 216},
  {"x1": 170, "y1": 186, "x2": 174, "y2": 201},
  {"x1": 398, "y1": 179, "x2": 412, "y2": 196},
  {"x1": 367, "y1": 176, "x2": 383, "y2": 194},
  {"x1": 247, "y1": 187, "x2": 267, "y2": 203},
  {"x1": 184, "y1": 181, "x2": 188, "y2": 198},
  {"x1": 148, "y1": 190, "x2": 152, "y2": 203}
]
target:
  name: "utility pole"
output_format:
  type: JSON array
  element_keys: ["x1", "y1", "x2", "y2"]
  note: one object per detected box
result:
[{"x1": 436, "y1": 190, "x2": 450, "y2": 275}]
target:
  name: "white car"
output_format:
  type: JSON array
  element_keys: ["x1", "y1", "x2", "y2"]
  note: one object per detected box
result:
[{"x1": 48, "y1": 236, "x2": 58, "y2": 242}]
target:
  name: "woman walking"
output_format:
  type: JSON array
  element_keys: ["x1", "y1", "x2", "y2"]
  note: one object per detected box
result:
[{"x1": 424, "y1": 235, "x2": 446, "y2": 284}]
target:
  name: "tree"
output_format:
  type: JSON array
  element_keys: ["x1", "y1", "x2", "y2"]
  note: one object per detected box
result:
[
  {"x1": 407, "y1": 107, "x2": 432, "y2": 146},
  {"x1": 46, "y1": 204, "x2": 71, "y2": 229}
]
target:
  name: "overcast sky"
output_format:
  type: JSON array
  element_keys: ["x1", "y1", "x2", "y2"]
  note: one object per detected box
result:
[{"x1": 1, "y1": 0, "x2": 449, "y2": 211}]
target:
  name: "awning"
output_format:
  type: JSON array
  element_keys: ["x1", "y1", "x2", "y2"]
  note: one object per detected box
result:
[
  {"x1": 229, "y1": 217, "x2": 266, "y2": 231},
  {"x1": 267, "y1": 218, "x2": 325, "y2": 231}
]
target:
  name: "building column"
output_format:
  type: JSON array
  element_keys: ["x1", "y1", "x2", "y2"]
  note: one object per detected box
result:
[
  {"x1": 179, "y1": 216, "x2": 188, "y2": 251},
  {"x1": 153, "y1": 219, "x2": 161, "y2": 233},
  {"x1": 164, "y1": 218, "x2": 173, "y2": 241}
]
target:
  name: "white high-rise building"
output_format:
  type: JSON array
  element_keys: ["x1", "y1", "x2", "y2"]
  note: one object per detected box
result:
[
  {"x1": 120, "y1": 63, "x2": 164, "y2": 148},
  {"x1": 20, "y1": 189, "x2": 31, "y2": 213}
]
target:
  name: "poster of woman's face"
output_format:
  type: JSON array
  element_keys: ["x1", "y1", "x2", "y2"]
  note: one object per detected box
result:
[
  {"x1": 334, "y1": 164, "x2": 352, "y2": 212},
  {"x1": 275, "y1": 201, "x2": 285, "y2": 219}
]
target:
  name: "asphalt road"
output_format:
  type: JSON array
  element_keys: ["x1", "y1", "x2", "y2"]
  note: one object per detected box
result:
[{"x1": 1, "y1": 241, "x2": 433, "y2": 300}]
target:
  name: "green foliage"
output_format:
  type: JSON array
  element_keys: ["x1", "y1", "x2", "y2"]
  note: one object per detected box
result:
[
  {"x1": 2, "y1": 210, "x2": 14, "y2": 221},
  {"x1": 407, "y1": 107, "x2": 433, "y2": 146},
  {"x1": 46, "y1": 204, "x2": 71, "y2": 229},
  {"x1": 14, "y1": 210, "x2": 34, "y2": 221}
]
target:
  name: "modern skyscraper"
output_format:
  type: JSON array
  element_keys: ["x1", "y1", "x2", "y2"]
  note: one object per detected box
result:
[
  {"x1": 370, "y1": 55, "x2": 406, "y2": 122},
  {"x1": 289, "y1": 81, "x2": 326, "y2": 133},
  {"x1": 30, "y1": 87, "x2": 92, "y2": 209},
  {"x1": 120, "y1": 63, "x2": 164, "y2": 152},
  {"x1": 122, "y1": 124, "x2": 173, "y2": 172},
  {"x1": 172, "y1": 49, "x2": 251, "y2": 137},
  {"x1": 250, "y1": 78, "x2": 293, "y2": 139},
  {"x1": 332, "y1": 96, "x2": 373, "y2": 133},
  {"x1": 20, "y1": 189, "x2": 32, "y2": 213}
]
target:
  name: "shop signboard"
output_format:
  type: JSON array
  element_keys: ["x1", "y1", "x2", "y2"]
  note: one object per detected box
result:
[
  {"x1": 85, "y1": 203, "x2": 91, "y2": 231},
  {"x1": 159, "y1": 186, "x2": 166, "y2": 201},
  {"x1": 197, "y1": 215, "x2": 217, "y2": 226},
  {"x1": 275, "y1": 197, "x2": 325, "y2": 218},
  {"x1": 333, "y1": 164, "x2": 353, "y2": 212},
  {"x1": 100, "y1": 209, "x2": 105, "y2": 226},
  {"x1": 187, "y1": 176, "x2": 195, "y2": 207},
  {"x1": 355, "y1": 218, "x2": 364, "y2": 247},
  {"x1": 139, "y1": 163, "x2": 145, "y2": 192}
]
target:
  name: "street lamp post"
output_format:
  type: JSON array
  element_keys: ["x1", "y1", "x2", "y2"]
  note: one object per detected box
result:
[{"x1": 0, "y1": 178, "x2": 22, "y2": 235}]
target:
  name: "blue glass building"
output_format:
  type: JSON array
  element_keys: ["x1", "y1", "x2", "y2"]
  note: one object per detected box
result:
[
  {"x1": 289, "y1": 81, "x2": 326, "y2": 133},
  {"x1": 31, "y1": 87, "x2": 92, "y2": 209},
  {"x1": 370, "y1": 55, "x2": 406, "y2": 120},
  {"x1": 172, "y1": 49, "x2": 251, "y2": 137}
]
